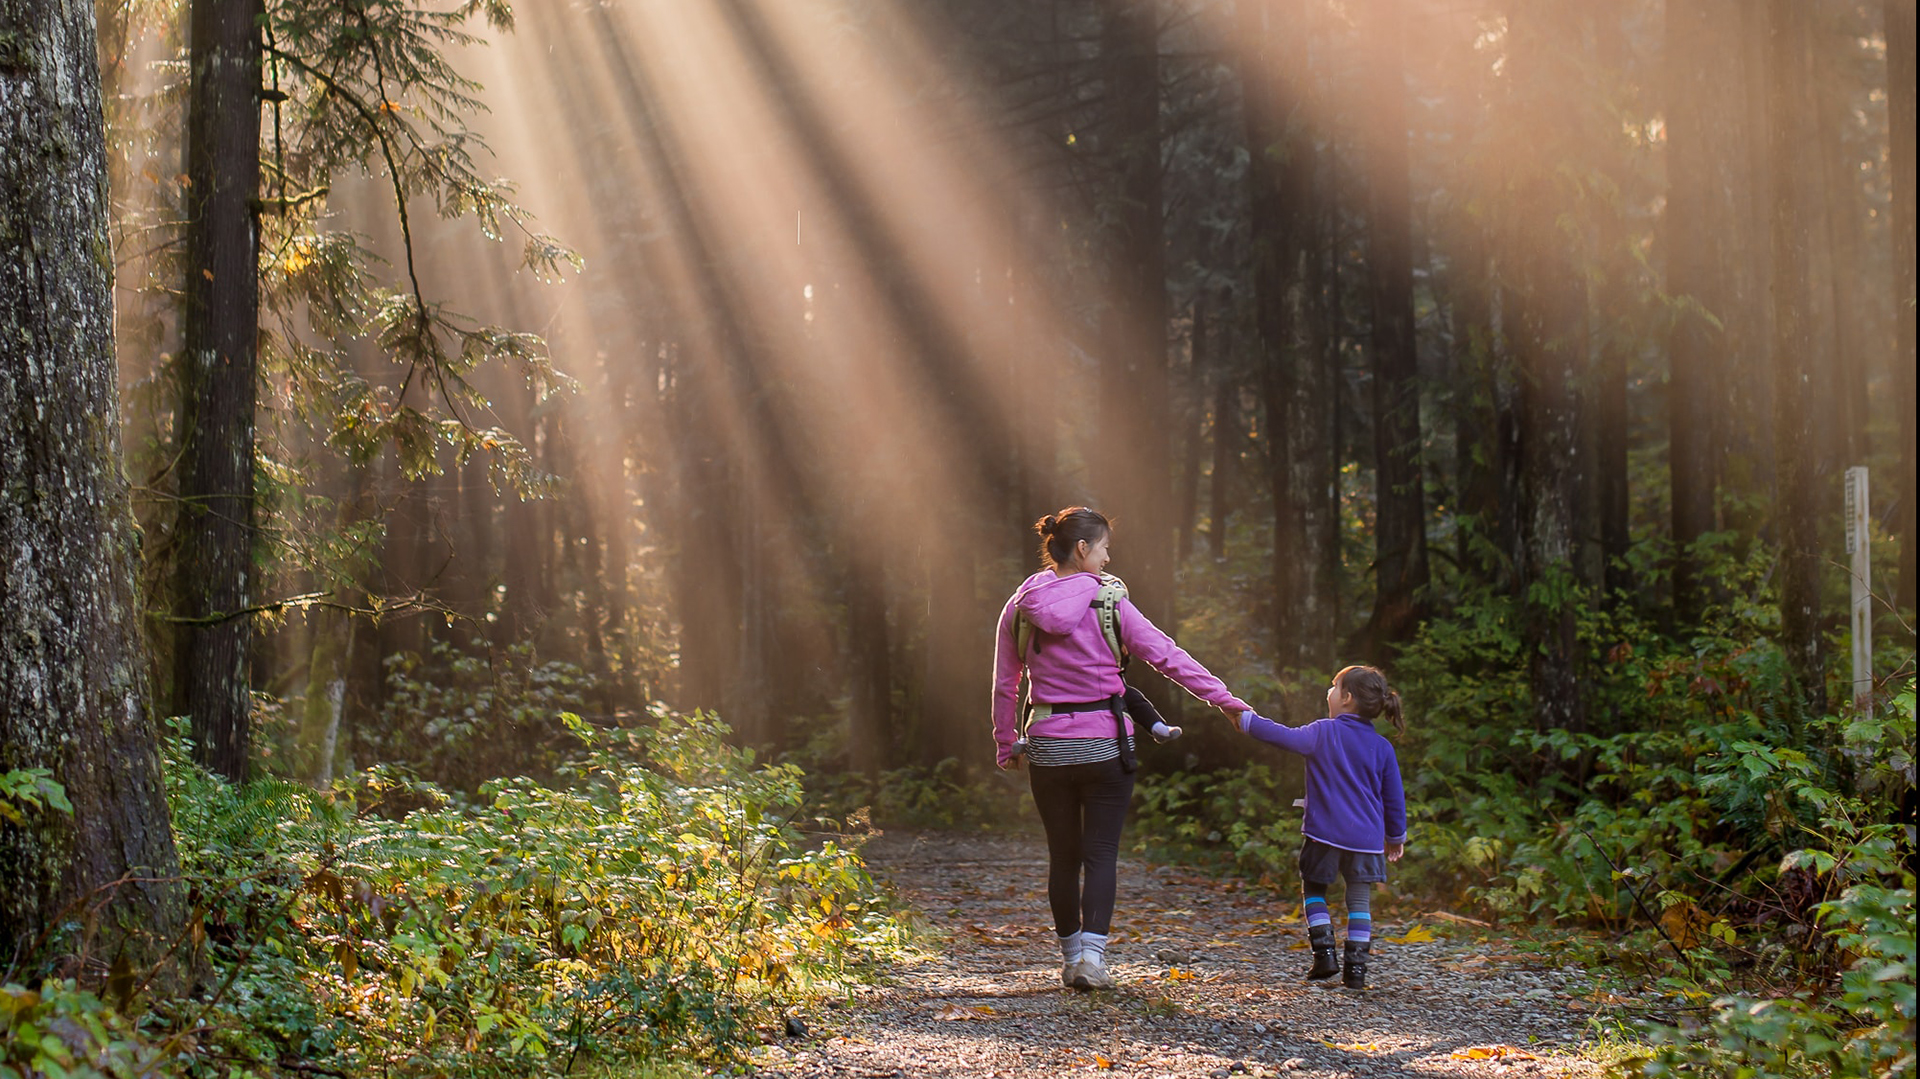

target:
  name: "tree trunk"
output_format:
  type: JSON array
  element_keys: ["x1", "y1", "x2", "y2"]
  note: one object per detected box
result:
[
  {"x1": 171, "y1": 0, "x2": 263, "y2": 781},
  {"x1": 1888, "y1": 0, "x2": 1917, "y2": 614},
  {"x1": 1505, "y1": 2, "x2": 1587, "y2": 738},
  {"x1": 1360, "y1": 0, "x2": 1430, "y2": 655},
  {"x1": 1727, "y1": 2, "x2": 1777, "y2": 526},
  {"x1": 1449, "y1": 224, "x2": 1503, "y2": 577},
  {"x1": 1240, "y1": 0, "x2": 1329, "y2": 673},
  {"x1": 1765, "y1": 0, "x2": 1829, "y2": 717},
  {"x1": 846, "y1": 499, "x2": 891, "y2": 780},
  {"x1": 1665, "y1": 0, "x2": 1739, "y2": 622},
  {"x1": 1814, "y1": 11, "x2": 1871, "y2": 471},
  {"x1": 0, "y1": 0, "x2": 186, "y2": 967},
  {"x1": 1208, "y1": 303, "x2": 1236, "y2": 559},
  {"x1": 1175, "y1": 301, "x2": 1207, "y2": 566},
  {"x1": 1095, "y1": 0, "x2": 1174, "y2": 655}
]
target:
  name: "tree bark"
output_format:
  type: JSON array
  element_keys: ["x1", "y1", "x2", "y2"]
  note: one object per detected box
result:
[
  {"x1": 1814, "y1": 10, "x2": 1872, "y2": 470},
  {"x1": 1765, "y1": 0, "x2": 1828, "y2": 718},
  {"x1": 1095, "y1": 0, "x2": 1174, "y2": 659},
  {"x1": 1665, "y1": 0, "x2": 1740, "y2": 622},
  {"x1": 171, "y1": 0, "x2": 263, "y2": 781},
  {"x1": 1175, "y1": 301, "x2": 1207, "y2": 566},
  {"x1": 1504, "y1": 2, "x2": 1587, "y2": 738},
  {"x1": 1240, "y1": 0, "x2": 1332, "y2": 674},
  {"x1": 1208, "y1": 362, "x2": 1236, "y2": 563},
  {"x1": 846, "y1": 497, "x2": 891, "y2": 780},
  {"x1": 1727, "y1": 2, "x2": 1777, "y2": 526},
  {"x1": 1359, "y1": 0, "x2": 1430, "y2": 655},
  {"x1": 1, "y1": 0, "x2": 186, "y2": 967},
  {"x1": 1888, "y1": 0, "x2": 1917, "y2": 614}
]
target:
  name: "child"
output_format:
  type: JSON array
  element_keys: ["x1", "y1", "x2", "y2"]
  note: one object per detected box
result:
[{"x1": 1231, "y1": 665, "x2": 1407, "y2": 990}]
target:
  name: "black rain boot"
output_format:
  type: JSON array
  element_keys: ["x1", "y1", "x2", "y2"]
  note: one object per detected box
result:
[
  {"x1": 1342, "y1": 940, "x2": 1370, "y2": 990},
  {"x1": 1305, "y1": 924, "x2": 1340, "y2": 981}
]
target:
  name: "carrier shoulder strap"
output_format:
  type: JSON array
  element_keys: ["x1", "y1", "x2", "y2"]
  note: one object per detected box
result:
[{"x1": 1093, "y1": 573, "x2": 1128, "y2": 672}]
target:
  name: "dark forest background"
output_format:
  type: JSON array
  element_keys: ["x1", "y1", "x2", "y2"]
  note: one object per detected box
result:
[{"x1": 99, "y1": 0, "x2": 1920, "y2": 791}]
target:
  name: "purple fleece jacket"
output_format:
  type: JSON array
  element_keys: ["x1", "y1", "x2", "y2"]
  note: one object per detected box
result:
[
  {"x1": 992, "y1": 570, "x2": 1251, "y2": 767},
  {"x1": 1238, "y1": 711, "x2": 1407, "y2": 854}
]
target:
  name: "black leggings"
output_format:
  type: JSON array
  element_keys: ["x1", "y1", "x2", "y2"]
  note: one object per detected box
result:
[{"x1": 1028, "y1": 758, "x2": 1135, "y2": 936}]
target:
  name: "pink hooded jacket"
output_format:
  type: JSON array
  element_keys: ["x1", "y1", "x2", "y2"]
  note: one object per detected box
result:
[{"x1": 991, "y1": 570, "x2": 1251, "y2": 767}]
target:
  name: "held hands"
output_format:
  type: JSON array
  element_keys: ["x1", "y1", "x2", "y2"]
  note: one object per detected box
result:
[{"x1": 1386, "y1": 840, "x2": 1405, "y2": 863}]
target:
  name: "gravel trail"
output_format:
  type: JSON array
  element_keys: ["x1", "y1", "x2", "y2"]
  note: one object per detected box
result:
[{"x1": 753, "y1": 831, "x2": 1613, "y2": 1079}]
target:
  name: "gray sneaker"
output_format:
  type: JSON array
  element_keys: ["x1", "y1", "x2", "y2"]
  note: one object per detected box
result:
[
  {"x1": 1071, "y1": 958, "x2": 1116, "y2": 990},
  {"x1": 1061, "y1": 958, "x2": 1081, "y2": 987}
]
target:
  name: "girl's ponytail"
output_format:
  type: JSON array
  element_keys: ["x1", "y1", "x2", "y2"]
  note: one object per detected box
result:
[
  {"x1": 1335, "y1": 664, "x2": 1406, "y2": 736},
  {"x1": 1381, "y1": 689, "x2": 1405, "y2": 737}
]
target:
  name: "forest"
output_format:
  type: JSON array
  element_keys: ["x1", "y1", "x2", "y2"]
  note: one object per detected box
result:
[{"x1": 0, "y1": 0, "x2": 1914, "y2": 1075}]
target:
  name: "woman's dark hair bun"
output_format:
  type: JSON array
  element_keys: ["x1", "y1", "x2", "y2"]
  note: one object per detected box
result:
[{"x1": 1035, "y1": 506, "x2": 1111, "y2": 569}]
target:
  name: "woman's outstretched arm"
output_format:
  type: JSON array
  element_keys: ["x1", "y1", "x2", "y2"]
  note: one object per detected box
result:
[{"x1": 1114, "y1": 599, "x2": 1251, "y2": 714}]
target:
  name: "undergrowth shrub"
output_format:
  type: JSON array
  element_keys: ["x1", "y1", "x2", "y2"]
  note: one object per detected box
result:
[
  {"x1": 374, "y1": 638, "x2": 593, "y2": 790},
  {"x1": 1139, "y1": 531, "x2": 1914, "y2": 1073},
  {"x1": 3, "y1": 707, "x2": 906, "y2": 1078}
]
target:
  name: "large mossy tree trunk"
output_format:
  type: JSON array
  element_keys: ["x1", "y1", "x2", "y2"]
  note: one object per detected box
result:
[
  {"x1": 0, "y1": 0, "x2": 185, "y2": 967},
  {"x1": 171, "y1": 0, "x2": 263, "y2": 781}
]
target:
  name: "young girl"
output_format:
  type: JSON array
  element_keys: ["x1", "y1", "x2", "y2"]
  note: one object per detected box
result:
[{"x1": 1229, "y1": 665, "x2": 1407, "y2": 990}]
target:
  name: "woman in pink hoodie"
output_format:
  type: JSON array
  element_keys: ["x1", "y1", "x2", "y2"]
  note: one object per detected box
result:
[{"x1": 992, "y1": 506, "x2": 1251, "y2": 990}]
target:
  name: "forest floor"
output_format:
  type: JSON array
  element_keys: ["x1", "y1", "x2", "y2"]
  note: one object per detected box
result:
[{"x1": 749, "y1": 830, "x2": 1626, "y2": 1079}]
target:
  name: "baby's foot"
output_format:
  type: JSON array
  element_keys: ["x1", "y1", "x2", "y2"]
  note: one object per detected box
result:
[{"x1": 1149, "y1": 721, "x2": 1182, "y2": 743}]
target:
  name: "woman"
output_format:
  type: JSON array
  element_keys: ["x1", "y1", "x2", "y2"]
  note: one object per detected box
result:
[{"x1": 991, "y1": 506, "x2": 1251, "y2": 990}]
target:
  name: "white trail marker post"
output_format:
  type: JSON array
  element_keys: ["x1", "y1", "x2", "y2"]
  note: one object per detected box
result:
[{"x1": 1845, "y1": 466, "x2": 1872, "y2": 713}]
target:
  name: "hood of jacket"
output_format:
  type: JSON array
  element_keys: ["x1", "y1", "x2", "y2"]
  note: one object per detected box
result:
[{"x1": 1014, "y1": 570, "x2": 1103, "y2": 636}]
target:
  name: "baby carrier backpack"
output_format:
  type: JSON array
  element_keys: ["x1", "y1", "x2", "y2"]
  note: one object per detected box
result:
[{"x1": 1014, "y1": 573, "x2": 1162, "y2": 771}]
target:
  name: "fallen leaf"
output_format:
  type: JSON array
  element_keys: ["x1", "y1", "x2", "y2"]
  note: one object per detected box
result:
[
  {"x1": 1325, "y1": 1041, "x2": 1385, "y2": 1053},
  {"x1": 932, "y1": 1003, "x2": 998, "y2": 1021},
  {"x1": 1419, "y1": 909, "x2": 1493, "y2": 928},
  {"x1": 1451, "y1": 1045, "x2": 1539, "y2": 1061},
  {"x1": 1092, "y1": 1054, "x2": 1114, "y2": 1069},
  {"x1": 1166, "y1": 968, "x2": 1196, "y2": 981},
  {"x1": 1387, "y1": 924, "x2": 1437, "y2": 943}
]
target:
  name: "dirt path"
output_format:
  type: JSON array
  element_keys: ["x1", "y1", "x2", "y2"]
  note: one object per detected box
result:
[{"x1": 753, "y1": 831, "x2": 1613, "y2": 1079}]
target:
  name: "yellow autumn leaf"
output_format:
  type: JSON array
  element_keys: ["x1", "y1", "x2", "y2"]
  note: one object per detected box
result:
[
  {"x1": 1388, "y1": 924, "x2": 1437, "y2": 943},
  {"x1": 1452, "y1": 1045, "x2": 1539, "y2": 1061},
  {"x1": 1093, "y1": 1055, "x2": 1114, "y2": 1069},
  {"x1": 1166, "y1": 968, "x2": 1196, "y2": 981},
  {"x1": 1326, "y1": 1041, "x2": 1385, "y2": 1053},
  {"x1": 933, "y1": 1003, "x2": 998, "y2": 1020}
]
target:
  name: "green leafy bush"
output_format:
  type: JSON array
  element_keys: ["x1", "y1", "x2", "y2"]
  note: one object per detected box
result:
[
  {"x1": 1618, "y1": 691, "x2": 1916, "y2": 1078},
  {"x1": 376, "y1": 638, "x2": 594, "y2": 790},
  {"x1": 0, "y1": 980, "x2": 172, "y2": 1079},
  {"x1": 104, "y1": 705, "x2": 907, "y2": 1077}
]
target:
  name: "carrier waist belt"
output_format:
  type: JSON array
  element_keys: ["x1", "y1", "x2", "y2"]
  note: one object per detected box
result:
[{"x1": 1032, "y1": 698, "x2": 1121, "y2": 714}]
